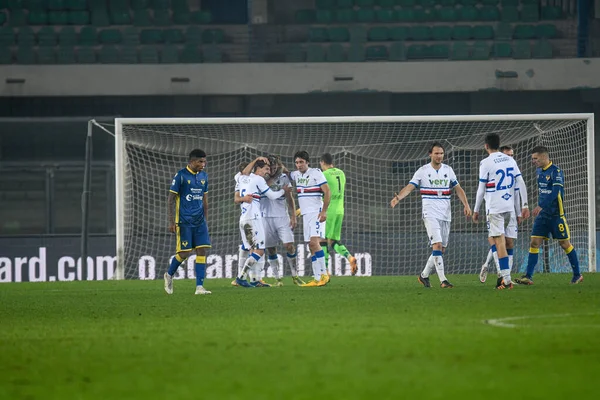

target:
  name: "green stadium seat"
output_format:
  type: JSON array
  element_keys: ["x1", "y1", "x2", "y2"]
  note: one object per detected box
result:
[
  {"x1": 493, "y1": 41, "x2": 511, "y2": 57},
  {"x1": 6, "y1": 0, "x2": 22, "y2": 11},
  {"x1": 9, "y1": 10, "x2": 26, "y2": 27},
  {"x1": 459, "y1": 6, "x2": 478, "y2": 22},
  {"x1": 541, "y1": 6, "x2": 562, "y2": 20},
  {"x1": 309, "y1": 27, "x2": 328, "y2": 42},
  {"x1": 389, "y1": 26, "x2": 409, "y2": 41},
  {"x1": 495, "y1": 22, "x2": 512, "y2": 40},
  {"x1": 110, "y1": 10, "x2": 131, "y2": 25},
  {"x1": 337, "y1": 0, "x2": 354, "y2": 7},
  {"x1": 122, "y1": 27, "x2": 140, "y2": 45},
  {"x1": 451, "y1": 25, "x2": 472, "y2": 40},
  {"x1": 481, "y1": 0, "x2": 498, "y2": 5},
  {"x1": 471, "y1": 41, "x2": 490, "y2": 60},
  {"x1": 328, "y1": 27, "x2": 349, "y2": 42},
  {"x1": 396, "y1": 0, "x2": 416, "y2": 6},
  {"x1": 521, "y1": 0, "x2": 539, "y2": 3},
  {"x1": 451, "y1": 41, "x2": 470, "y2": 60},
  {"x1": 376, "y1": 8, "x2": 395, "y2": 23},
  {"x1": 37, "y1": 26, "x2": 57, "y2": 46},
  {"x1": 151, "y1": 0, "x2": 170, "y2": 10},
  {"x1": 27, "y1": 10, "x2": 47, "y2": 25},
  {"x1": 430, "y1": 43, "x2": 449, "y2": 59},
  {"x1": 66, "y1": 0, "x2": 87, "y2": 10},
  {"x1": 472, "y1": 25, "x2": 494, "y2": 40},
  {"x1": 356, "y1": 8, "x2": 375, "y2": 23},
  {"x1": 326, "y1": 43, "x2": 345, "y2": 62},
  {"x1": 68, "y1": 10, "x2": 90, "y2": 24},
  {"x1": 521, "y1": 5, "x2": 539, "y2": 22},
  {"x1": 285, "y1": 45, "x2": 305, "y2": 62},
  {"x1": 47, "y1": 0, "x2": 65, "y2": 10},
  {"x1": 0, "y1": 47, "x2": 12, "y2": 63},
  {"x1": 37, "y1": 46, "x2": 55, "y2": 64},
  {"x1": 407, "y1": 44, "x2": 429, "y2": 59},
  {"x1": 76, "y1": 47, "x2": 96, "y2": 63},
  {"x1": 154, "y1": 9, "x2": 171, "y2": 26},
  {"x1": 48, "y1": 11, "x2": 68, "y2": 25},
  {"x1": 15, "y1": 46, "x2": 35, "y2": 64},
  {"x1": 185, "y1": 26, "x2": 202, "y2": 44},
  {"x1": 17, "y1": 27, "x2": 35, "y2": 46},
  {"x1": 501, "y1": 0, "x2": 518, "y2": 6},
  {"x1": 438, "y1": 7, "x2": 457, "y2": 22},
  {"x1": 532, "y1": 40, "x2": 553, "y2": 58},
  {"x1": 431, "y1": 25, "x2": 452, "y2": 41},
  {"x1": 140, "y1": 28, "x2": 163, "y2": 44},
  {"x1": 0, "y1": 27, "x2": 15, "y2": 46},
  {"x1": 99, "y1": 28, "x2": 122, "y2": 44},
  {"x1": 180, "y1": 45, "x2": 202, "y2": 63},
  {"x1": 131, "y1": 0, "x2": 149, "y2": 9},
  {"x1": 171, "y1": 0, "x2": 189, "y2": 11},
  {"x1": 91, "y1": 10, "x2": 110, "y2": 27},
  {"x1": 388, "y1": 42, "x2": 406, "y2": 61},
  {"x1": 191, "y1": 10, "x2": 212, "y2": 24},
  {"x1": 316, "y1": 10, "x2": 333, "y2": 23},
  {"x1": 377, "y1": 0, "x2": 395, "y2": 7},
  {"x1": 160, "y1": 45, "x2": 179, "y2": 63},
  {"x1": 514, "y1": 25, "x2": 536, "y2": 39},
  {"x1": 418, "y1": 0, "x2": 435, "y2": 7},
  {"x1": 78, "y1": 26, "x2": 97, "y2": 46},
  {"x1": 501, "y1": 6, "x2": 518, "y2": 22},
  {"x1": 172, "y1": 10, "x2": 191, "y2": 24},
  {"x1": 368, "y1": 26, "x2": 389, "y2": 41},
  {"x1": 536, "y1": 24, "x2": 558, "y2": 39},
  {"x1": 164, "y1": 28, "x2": 184, "y2": 44},
  {"x1": 439, "y1": 0, "x2": 456, "y2": 5},
  {"x1": 349, "y1": 26, "x2": 367, "y2": 42},
  {"x1": 412, "y1": 8, "x2": 431, "y2": 22},
  {"x1": 56, "y1": 46, "x2": 76, "y2": 64},
  {"x1": 409, "y1": 26, "x2": 431, "y2": 41},
  {"x1": 0, "y1": 12, "x2": 6, "y2": 26},
  {"x1": 316, "y1": 0, "x2": 335, "y2": 8},
  {"x1": 479, "y1": 6, "x2": 500, "y2": 21},
  {"x1": 295, "y1": 10, "x2": 315, "y2": 24},
  {"x1": 366, "y1": 45, "x2": 388, "y2": 60},
  {"x1": 202, "y1": 28, "x2": 225, "y2": 44},
  {"x1": 459, "y1": 0, "x2": 477, "y2": 5},
  {"x1": 513, "y1": 40, "x2": 531, "y2": 59},
  {"x1": 347, "y1": 44, "x2": 365, "y2": 62},
  {"x1": 396, "y1": 9, "x2": 415, "y2": 22},
  {"x1": 119, "y1": 45, "x2": 138, "y2": 63},
  {"x1": 139, "y1": 46, "x2": 159, "y2": 63},
  {"x1": 356, "y1": 0, "x2": 375, "y2": 6},
  {"x1": 133, "y1": 10, "x2": 152, "y2": 26},
  {"x1": 306, "y1": 44, "x2": 325, "y2": 62},
  {"x1": 335, "y1": 9, "x2": 354, "y2": 23}
]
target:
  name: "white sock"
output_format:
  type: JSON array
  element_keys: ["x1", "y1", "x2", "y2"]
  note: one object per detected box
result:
[
  {"x1": 238, "y1": 248, "x2": 249, "y2": 277},
  {"x1": 421, "y1": 256, "x2": 435, "y2": 278},
  {"x1": 433, "y1": 255, "x2": 447, "y2": 282},
  {"x1": 315, "y1": 254, "x2": 327, "y2": 278},
  {"x1": 501, "y1": 269, "x2": 512, "y2": 285},
  {"x1": 508, "y1": 254, "x2": 514, "y2": 273},
  {"x1": 485, "y1": 249, "x2": 494, "y2": 266},
  {"x1": 268, "y1": 255, "x2": 281, "y2": 279},
  {"x1": 251, "y1": 257, "x2": 264, "y2": 282},
  {"x1": 238, "y1": 253, "x2": 260, "y2": 280},
  {"x1": 311, "y1": 255, "x2": 321, "y2": 280},
  {"x1": 286, "y1": 252, "x2": 298, "y2": 277},
  {"x1": 492, "y1": 250, "x2": 500, "y2": 274}
]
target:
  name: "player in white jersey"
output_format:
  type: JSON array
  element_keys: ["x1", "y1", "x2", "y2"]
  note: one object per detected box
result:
[
  {"x1": 473, "y1": 133, "x2": 528, "y2": 290},
  {"x1": 290, "y1": 150, "x2": 331, "y2": 287},
  {"x1": 479, "y1": 145, "x2": 530, "y2": 285},
  {"x1": 390, "y1": 142, "x2": 471, "y2": 288},
  {"x1": 233, "y1": 159, "x2": 290, "y2": 288}
]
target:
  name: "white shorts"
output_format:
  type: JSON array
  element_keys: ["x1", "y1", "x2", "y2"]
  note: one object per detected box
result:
[
  {"x1": 423, "y1": 218, "x2": 450, "y2": 248},
  {"x1": 264, "y1": 216, "x2": 294, "y2": 248},
  {"x1": 302, "y1": 212, "x2": 326, "y2": 242},
  {"x1": 487, "y1": 212, "x2": 512, "y2": 237},
  {"x1": 505, "y1": 212, "x2": 518, "y2": 239},
  {"x1": 239, "y1": 218, "x2": 266, "y2": 250}
]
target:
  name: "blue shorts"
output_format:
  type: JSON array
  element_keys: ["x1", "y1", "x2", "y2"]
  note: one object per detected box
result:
[
  {"x1": 531, "y1": 215, "x2": 570, "y2": 240},
  {"x1": 176, "y1": 223, "x2": 211, "y2": 252}
]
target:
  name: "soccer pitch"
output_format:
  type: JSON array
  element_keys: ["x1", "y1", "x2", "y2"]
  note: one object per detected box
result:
[{"x1": 1, "y1": 275, "x2": 599, "y2": 399}]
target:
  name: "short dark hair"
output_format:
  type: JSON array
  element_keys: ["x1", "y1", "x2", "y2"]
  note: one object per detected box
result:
[
  {"x1": 485, "y1": 134, "x2": 500, "y2": 150},
  {"x1": 254, "y1": 160, "x2": 268, "y2": 170},
  {"x1": 189, "y1": 149, "x2": 206, "y2": 160},
  {"x1": 238, "y1": 162, "x2": 248, "y2": 173},
  {"x1": 320, "y1": 153, "x2": 333, "y2": 165},
  {"x1": 500, "y1": 145, "x2": 513, "y2": 152},
  {"x1": 267, "y1": 154, "x2": 281, "y2": 166},
  {"x1": 532, "y1": 146, "x2": 549, "y2": 155},
  {"x1": 294, "y1": 150, "x2": 310, "y2": 162},
  {"x1": 429, "y1": 142, "x2": 444, "y2": 153}
]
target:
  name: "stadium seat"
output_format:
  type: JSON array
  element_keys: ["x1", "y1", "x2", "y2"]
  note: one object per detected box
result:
[
  {"x1": 17, "y1": 27, "x2": 35, "y2": 46},
  {"x1": 377, "y1": 0, "x2": 395, "y2": 7},
  {"x1": 458, "y1": 6, "x2": 478, "y2": 22},
  {"x1": 37, "y1": 46, "x2": 55, "y2": 64},
  {"x1": 357, "y1": 0, "x2": 375, "y2": 6},
  {"x1": 172, "y1": 0, "x2": 189, "y2": 11},
  {"x1": 326, "y1": 43, "x2": 345, "y2": 62},
  {"x1": 139, "y1": 46, "x2": 159, "y2": 63},
  {"x1": 0, "y1": 12, "x2": 6, "y2": 26},
  {"x1": 285, "y1": 45, "x2": 305, "y2": 62},
  {"x1": 418, "y1": 0, "x2": 436, "y2": 7},
  {"x1": 368, "y1": 26, "x2": 389, "y2": 41},
  {"x1": 66, "y1": 0, "x2": 87, "y2": 10},
  {"x1": 366, "y1": 45, "x2": 388, "y2": 60},
  {"x1": 479, "y1": 6, "x2": 500, "y2": 21},
  {"x1": 328, "y1": 27, "x2": 349, "y2": 42},
  {"x1": 316, "y1": 0, "x2": 335, "y2": 8},
  {"x1": 451, "y1": 41, "x2": 470, "y2": 60},
  {"x1": 133, "y1": 10, "x2": 152, "y2": 26},
  {"x1": 335, "y1": 9, "x2": 354, "y2": 23},
  {"x1": 347, "y1": 43, "x2": 365, "y2": 61},
  {"x1": 356, "y1": 8, "x2": 375, "y2": 23},
  {"x1": 438, "y1": 7, "x2": 457, "y2": 22},
  {"x1": 495, "y1": 22, "x2": 512, "y2": 40},
  {"x1": 431, "y1": 25, "x2": 452, "y2": 41},
  {"x1": 409, "y1": 25, "x2": 431, "y2": 41},
  {"x1": 389, "y1": 26, "x2": 409, "y2": 41},
  {"x1": 180, "y1": 44, "x2": 202, "y2": 63},
  {"x1": 430, "y1": 43, "x2": 449, "y2": 59},
  {"x1": 140, "y1": 28, "x2": 163, "y2": 44},
  {"x1": 501, "y1": 6, "x2": 519, "y2": 22},
  {"x1": 56, "y1": 46, "x2": 76, "y2": 64},
  {"x1": 397, "y1": 0, "x2": 416, "y2": 6},
  {"x1": 472, "y1": 25, "x2": 494, "y2": 40},
  {"x1": 306, "y1": 44, "x2": 325, "y2": 62},
  {"x1": 413, "y1": 8, "x2": 433, "y2": 22},
  {"x1": 0, "y1": 27, "x2": 15, "y2": 46},
  {"x1": 451, "y1": 25, "x2": 472, "y2": 40},
  {"x1": 541, "y1": 6, "x2": 562, "y2": 20},
  {"x1": 58, "y1": 27, "x2": 77, "y2": 46},
  {"x1": 501, "y1": 0, "x2": 518, "y2": 6},
  {"x1": 15, "y1": 46, "x2": 35, "y2": 64},
  {"x1": 119, "y1": 45, "x2": 138, "y2": 63},
  {"x1": 0, "y1": 47, "x2": 12, "y2": 64},
  {"x1": 316, "y1": 10, "x2": 333, "y2": 23},
  {"x1": 78, "y1": 26, "x2": 97, "y2": 46},
  {"x1": 471, "y1": 41, "x2": 490, "y2": 60},
  {"x1": 202, "y1": 29, "x2": 225, "y2": 44},
  {"x1": 47, "y1": 0, "x2": 65, "y2": 10},
  {"x1": 349, "y1": 26, "x2": 367, "y2": 42},
  {"x1": 28, "y1": 10, "x2": 47, "y2": 25},
  {"x1": 493, "y1": 41, "x2": 511, "y2": 57},
  {"x1": 185, "y1": 26, "x2": 202, "y2": 44},
  {"x1": 163, "y1": 28, "x2": 184, "y2": 44},
  {"x1": 9, "y1": 10, "x2": 26, "y2": 27},
  {"x1": 337, "y1": 0, "x2": 354, "y2": 7},
  {"x1": 376, "y1": 8, "x2": 395, "y2": 23},
  {"x1": 98, "y1": 45, "x2": 119, "y2": 63},
  {"x1": 512, "y1": 40, "x2": 531, "y2": 59},
  {"x1": 481, "y1": 0, "x2": 498, "y2": 5},
  {"x1": 172, "y1": 10, "x2": 191, "y2": 24},
  {"x1": 48, "y1": 11, "x2": 68, "y2": 25},
  {"x1": 122, "y1": 26, "x2": 140, "y2": 45},
  {"x1": 160, "y1": 45, "x2": 179, "y2": 63},
  {"x1": 295, "y1": 9, "x2": 315, "y2": 24},
  {"x1": 396, "y1": 8, "x2": 415, "y2": 22},
  {"x1": 388, "y1": 42, "x2": 406, "y2": 61},
  {"x1": 407, "y1": 44, "x2": 429, "y2": 59},
  {"x1": 131, "y1": 0, "x2": 149, "y2": 8},
  {"x1": 536, "y1": 24, "x2": 558, "y2": 39},
  {"x1": 532, "y1": 40, "x2": 553, "y2": 58},
  {"x1": 91, "y1": 10, "x2": 110, "y2": 27},
  {"x1": 151, "y1": 0, "x2": 170, "y2": 10},
  {"x1": 99, "y1": 28, "x2": 122, "y2": 44},
  {"x1": 190, "y1": 10, "x2": 212, "y2": 24},
  {"x1": 110, "y1": 10, "x2": 131, "y2": 25},
  {"x1": 68, "y1": 10, "x2": 90, "y2": 25},
  {"x1": 154, "y1": 9, "x2": 171, "y2": 26},
  {"x1": 76, "y1": 47, "x2": 96, "y2": 63},
  {"x1": 461, "y1": 0, "x2": 478, "y2": 5},
  {"x1": 520, "y1": 5, "x2": 539, "y2": 22},
  {"x1": 514, "y1": 25, "x2": 536, "y2": 39}
]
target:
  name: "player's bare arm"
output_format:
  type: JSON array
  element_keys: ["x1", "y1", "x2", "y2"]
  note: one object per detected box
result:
[
  {"x1": 453, "y1": 184, "x2": 472, "y2": 217},
  {"x1": 168, "y1": 191, "x2": 178, "y2": 233},
  {"x1": 234, "y1": 191, "x2": 253, "y2": 204},
  {"x1": 390, "y1": 184, "x2": 415, "y2": 208},
  {"x1": 242, "y1": 156, "x2": 270, "y2": 176},
  {"x1": 285, "y1": 187, "x2": 297, "y2": 229},
  {"x1": 472, "y1": 178, "x2": 486, "y2": 223},
  {"x1": 319, "y1": 183, "x2": 330, "y2": 222}
]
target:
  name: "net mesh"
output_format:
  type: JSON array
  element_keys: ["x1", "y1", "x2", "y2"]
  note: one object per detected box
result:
[{"x1": 116, "y1": 117, "x2": 593, "y2": 280}]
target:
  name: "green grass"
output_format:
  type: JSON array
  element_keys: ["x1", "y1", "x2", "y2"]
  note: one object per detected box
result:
[{"x1": 1, "y1": 274, "x2": 599, "y2": 399}]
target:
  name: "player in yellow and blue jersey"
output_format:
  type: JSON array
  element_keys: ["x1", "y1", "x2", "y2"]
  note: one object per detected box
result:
[
  {"x1": 163, "y1": 149, "x2": 212, "y2": 295},
  {"x1": 515, "y1": 146, "x2": 583, "y2": 285}
]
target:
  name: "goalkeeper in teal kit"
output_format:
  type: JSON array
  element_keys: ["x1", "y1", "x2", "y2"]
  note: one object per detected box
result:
[{"x1": 515, "y1": 146, "x2": 583, "y2": 285}]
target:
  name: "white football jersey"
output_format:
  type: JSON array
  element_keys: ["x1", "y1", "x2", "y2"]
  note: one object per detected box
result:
[
  {"x1": 478, "y1": 152, "x2": 522, "y2": 214},
  {"x1": 261, "y1": 173, "x2": 290, "y2": 218},
  {"x1": 409, "y1": 163, "x2": 459, "y2": 221},
  {"x1": 290, "y1": 168, "x2": 327, "y2": 215},
  {"x1": 237, "y1": 173, "x2": 270, "y2": 221}
]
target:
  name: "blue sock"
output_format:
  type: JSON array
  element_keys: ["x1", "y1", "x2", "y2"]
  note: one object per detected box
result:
[
  {"x1": 491, "y1": 244, "x2": 497, "y2": 253},
  {"x1": 195, "y1": 255, "x2": 206, "y2": 286},
  {"x1": 526, "y1": 247, "x2": 539, "y2": 278},
  {"x1": 507, "y1": 248, "x2": 513, "y2": 257},
  {"x1": 498, "y1": 256, "x2": 509, "y2": 271},
  {"x1": 565, "y1": 246, "x2": 580, "y2": 276},
  {"x1": 168, "y1": 254, "x2": 184, "y2": 276},
  {"x1": 432, "y1": 250, "x2": 443, "y2": 257}
]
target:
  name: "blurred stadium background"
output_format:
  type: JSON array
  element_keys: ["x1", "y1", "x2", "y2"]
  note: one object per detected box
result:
[{"x1": 0, "y1": 0, "x2": 599, "y2": 281}]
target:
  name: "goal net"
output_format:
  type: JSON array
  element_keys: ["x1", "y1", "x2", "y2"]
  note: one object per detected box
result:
[{"x1": 113, "y1": 115, "x2": 596, "y2": 280}]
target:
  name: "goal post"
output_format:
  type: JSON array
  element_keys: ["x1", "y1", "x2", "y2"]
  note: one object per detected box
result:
[{"x1": 114, "y1": 114, "x2": 596, "y2": 280}]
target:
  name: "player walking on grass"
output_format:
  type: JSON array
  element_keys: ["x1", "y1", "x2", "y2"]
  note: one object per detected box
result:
[
  {"x1": 390, "y1": 142, "x2": 471, "y2": 288},
  {"x1": 164, "y1": 149, "x2": 212, "y2": 295},
  {"x1": 290, "y1": 151, "x2": 331, "y2": 287},
  {"x1": 319, "y1": 153, "x2": 357, "y2": 276},
  {"x1": 473, "y1": 134, "x2": 528, "y2": 290},
  {"x1": 514, "y1": 146, "x2": 583, "y2": 285},
  {"x1": 479, "y1": 145, "x2": 530, "y2": 284}
]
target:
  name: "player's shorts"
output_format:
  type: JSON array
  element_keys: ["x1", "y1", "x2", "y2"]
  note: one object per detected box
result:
[
  {"x1": 303, "y1": 212, "x2": 326, "y2": 243},
  {"x1": 531, "y1": 215, "x2": 570, "y2": 240},
  {"x1": 325, "y1": 213, "x2": 344, "y2": 241},
  {"x1": 176, "y1": 223, "x2": 211, "y2": 252},
  {"x1": 504, "y1": 212, "x2": 518, "y2": 239},
  {"x1": 486, "y1": 212, "x2": 512, "y2": 237},
  {"x1": 264, "y1": 216, "x2": 294, "y2": 248},
  {"x1": 239, "y1": 218, "x2": 266, "y2": 251},
  {"x1": 423, "y1": 218, "x2": 450, "y2": 248}
]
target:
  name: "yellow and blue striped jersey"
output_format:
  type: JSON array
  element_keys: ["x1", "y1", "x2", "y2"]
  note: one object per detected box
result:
[
  {"x1": 170, "y1": 166, "x2": 208, "y2": 227},
  {"x1": 536, "y1": 162, "x2": 565, "y2": 217}
]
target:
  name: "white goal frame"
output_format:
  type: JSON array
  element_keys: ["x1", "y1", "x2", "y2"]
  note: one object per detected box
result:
[{"x1": 114, "y1": 114, "x2": 596, "y2": 280}]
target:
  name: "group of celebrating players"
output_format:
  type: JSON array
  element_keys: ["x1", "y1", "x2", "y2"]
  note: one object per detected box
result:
[{"x1": 163, "y1": 131, "x2": 584, "y2": 295}]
